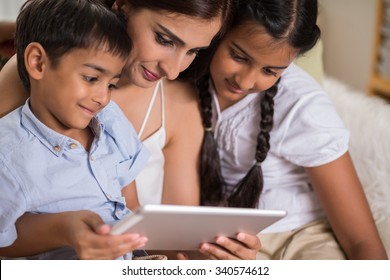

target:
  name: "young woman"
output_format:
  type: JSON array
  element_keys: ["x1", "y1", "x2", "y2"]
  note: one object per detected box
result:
[
  {"x1": 0, "y1": 0, "x2": 260, "y2": 260},
  {"x1": 195, "y1": 0, "x2": 388, "y2": 259}
]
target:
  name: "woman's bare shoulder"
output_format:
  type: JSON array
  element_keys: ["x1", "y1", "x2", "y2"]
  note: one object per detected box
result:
[
  {"x1": 0, "y1": 56, "x2": 29, "y2": 117},
  {"x1": 163, "y1": 79, "x2": 202, "y2": 134},
  {"x1": 164, "y1": 79, "x2": 198, "y2": 104}
]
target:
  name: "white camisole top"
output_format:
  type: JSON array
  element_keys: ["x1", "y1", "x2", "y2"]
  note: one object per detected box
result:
[{"x1": 135, "y1": 80, "x2": 166, "y2": 205}]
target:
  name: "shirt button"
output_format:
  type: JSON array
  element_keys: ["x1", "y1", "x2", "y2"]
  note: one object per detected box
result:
[
  {"x1": 53, "y1": 145, "x2": 61, "y2": 152},
  {"x1": 90, "y1": 156, "x2": 95, "y2": 161},
  {"x1": 69, "y1": 143, "x2": 78, "y2": 149}
]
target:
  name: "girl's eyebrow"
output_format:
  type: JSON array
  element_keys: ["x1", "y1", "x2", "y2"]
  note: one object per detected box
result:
[
  {"x1": 232, "y1": 42, "x2": 289, "y2": 70},
  {"x1": 157, "y1": 24, "x2": 210, "y2": 50},
  {"x1": 232, "y1": 42, "x2": 252, "y2": 59}
]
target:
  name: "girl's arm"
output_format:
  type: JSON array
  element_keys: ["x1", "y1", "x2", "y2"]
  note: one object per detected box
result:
[
  {"x1": 0, "y1": 56, "x2": 28, "y2": 117},
  {"x1": 307, "y1": 152, "x2": 388, "y2": 259},
  {"x1": 0, "y1": 211, "x2": 147, "y2": 259}
]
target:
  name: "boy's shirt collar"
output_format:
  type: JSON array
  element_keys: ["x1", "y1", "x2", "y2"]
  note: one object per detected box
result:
[{"x1": 21, "y1": 98, "x2": 104, "y2": 157}]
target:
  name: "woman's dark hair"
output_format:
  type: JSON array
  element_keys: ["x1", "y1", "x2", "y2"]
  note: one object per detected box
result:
[
  {"x1": 103, "y1": 0, "x2": 116, "y2": 7},
  {"x1": 15, "y1": 0, "x2": 131, "y2": 91},
  {"x1": 120, "y1": 0, "x2": 234, "y2": 83},
  {"x1": 104, "y1": 0, "x2": 234, "y2": 83},
  {"x1": 198, "y1": 0, "x2": 321, "y2": 208},
  {"x1": 119, "y1": 0, "x2": 234, "y2": 82}
]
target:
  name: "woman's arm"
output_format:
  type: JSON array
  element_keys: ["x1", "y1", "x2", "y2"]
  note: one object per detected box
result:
[
  {"x1": 0, "y1": 21, "x2": 16, "y2": 43},
  {"x1": 162, "y1": 81, "x2": 261, "y2": 260},
  {"x1": 122, "y1": 181, "x2": 140, "y2": 211},
  {"x1": 307, "y1": 152, "x2": 388, "y2": 259},
  {"x1": 0, "y1": 211, "x2": 147, "y2": 259},
  {"x1": 162, "y1": 81, "x2": 203, "y2": 205},
  {"x1": 0, "y1": 56, "x2": 28, "y2": 117}
]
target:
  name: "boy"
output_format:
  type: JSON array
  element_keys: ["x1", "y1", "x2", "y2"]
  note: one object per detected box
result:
[{"x1": 0, "y1": 0, "x2": 149, "y2": 259}]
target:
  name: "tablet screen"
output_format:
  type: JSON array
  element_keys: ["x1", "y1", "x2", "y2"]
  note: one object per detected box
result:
[{"x1": 111, "y1": 204, "x2": 287, "y2": 250}]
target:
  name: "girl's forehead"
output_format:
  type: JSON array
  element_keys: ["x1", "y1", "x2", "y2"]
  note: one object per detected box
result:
[
  {"x1": 229, "y1": 23, "x2": 268, "y2": 39},
  {"x1": 225, "y1": 24, "x2": 298, "y2": 64},
  {"x1": 228, "y1": 24, "x2": 287, "y2": 50}
]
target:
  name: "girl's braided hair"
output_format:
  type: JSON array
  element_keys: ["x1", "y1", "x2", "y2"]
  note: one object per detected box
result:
[{"x1": 198, "y1": 0, "x2": 320, "y2": 208}]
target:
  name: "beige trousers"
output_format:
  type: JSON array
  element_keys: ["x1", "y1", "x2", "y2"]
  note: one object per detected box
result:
[{"x1": 257, "y1": 219, "x2": 346, "y2": 260}]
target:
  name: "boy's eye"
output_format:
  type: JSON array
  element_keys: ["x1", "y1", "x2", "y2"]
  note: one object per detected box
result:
[{"x1": 155, "y1": 33, "x2": 173, "y2": 47}]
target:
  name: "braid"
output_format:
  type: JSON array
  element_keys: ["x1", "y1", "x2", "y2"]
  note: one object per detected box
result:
[
  {"x1": 197, "y1": 74, "x2": 224, "y2": 205},
  {"x1": 206, "y1": 0, "x2": 320, "y2": 208},
  {"x1": 256, "y1": 79, "x2": 279, "y2": 163},
  {"x1": 227, "y1": 79, "x2": 280, "y2": 208},
  {"x1": 198, "y1": 74, "x2": 213, "y2": 129}
]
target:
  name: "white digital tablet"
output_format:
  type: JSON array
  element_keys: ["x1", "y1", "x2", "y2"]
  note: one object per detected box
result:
[{"x1": 111, "y1": 204, "x2": 287, "y2": 250}]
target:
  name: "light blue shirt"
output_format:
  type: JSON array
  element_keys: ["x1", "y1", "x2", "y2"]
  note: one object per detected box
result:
[{"x1": 0, "y1": 100, "x2": 149, "y2": 257}]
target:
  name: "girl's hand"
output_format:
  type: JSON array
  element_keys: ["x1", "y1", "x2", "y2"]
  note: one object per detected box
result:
[
  {"x1": 198, "y1": 233, "x2": 260, "y2": 260},
  {"x1": 177, "y1": 233, "x2": 261, "y2": 260},
  {"x1": 65, "y1": 210, "x2": 148, "y2": 259}
]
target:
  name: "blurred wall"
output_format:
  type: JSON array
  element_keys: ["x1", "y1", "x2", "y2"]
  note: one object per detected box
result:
[
  {"x1": 319, "y1": 0, "x2": 378, "y2": 92},
  {"x1": 0, "y1": 0, "x2": 25, "y2": 20}
]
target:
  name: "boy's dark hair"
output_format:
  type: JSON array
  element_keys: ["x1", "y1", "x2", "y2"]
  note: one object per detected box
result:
[
  {"x1": 15, "y1": 0, "x2": 131, "y2": 91},
  {"x1": 198, "y1": 0, "x2": 321, "y2": 208}
]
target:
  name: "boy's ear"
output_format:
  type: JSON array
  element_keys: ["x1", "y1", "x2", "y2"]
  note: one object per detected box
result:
[{"x1": 24, "y1": 42, "x2": 48, "y2": 81}]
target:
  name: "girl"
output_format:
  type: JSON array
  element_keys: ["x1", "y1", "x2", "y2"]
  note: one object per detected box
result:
[
  {"x1": 0, "y1": 0, "x2": 259, "y2": 260},
  {"x1": 196, "y1": 0, "x2": 388, "y2": 259}
]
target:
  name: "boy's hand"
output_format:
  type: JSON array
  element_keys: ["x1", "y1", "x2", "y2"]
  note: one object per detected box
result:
[{"x1": 65, "y1": 210, "x2": 147, "y2": 259}]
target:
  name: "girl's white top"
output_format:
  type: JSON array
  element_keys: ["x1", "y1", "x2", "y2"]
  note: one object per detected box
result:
[{"x1": 212, "y1": 63, "x2": 350, "y2": 233}]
